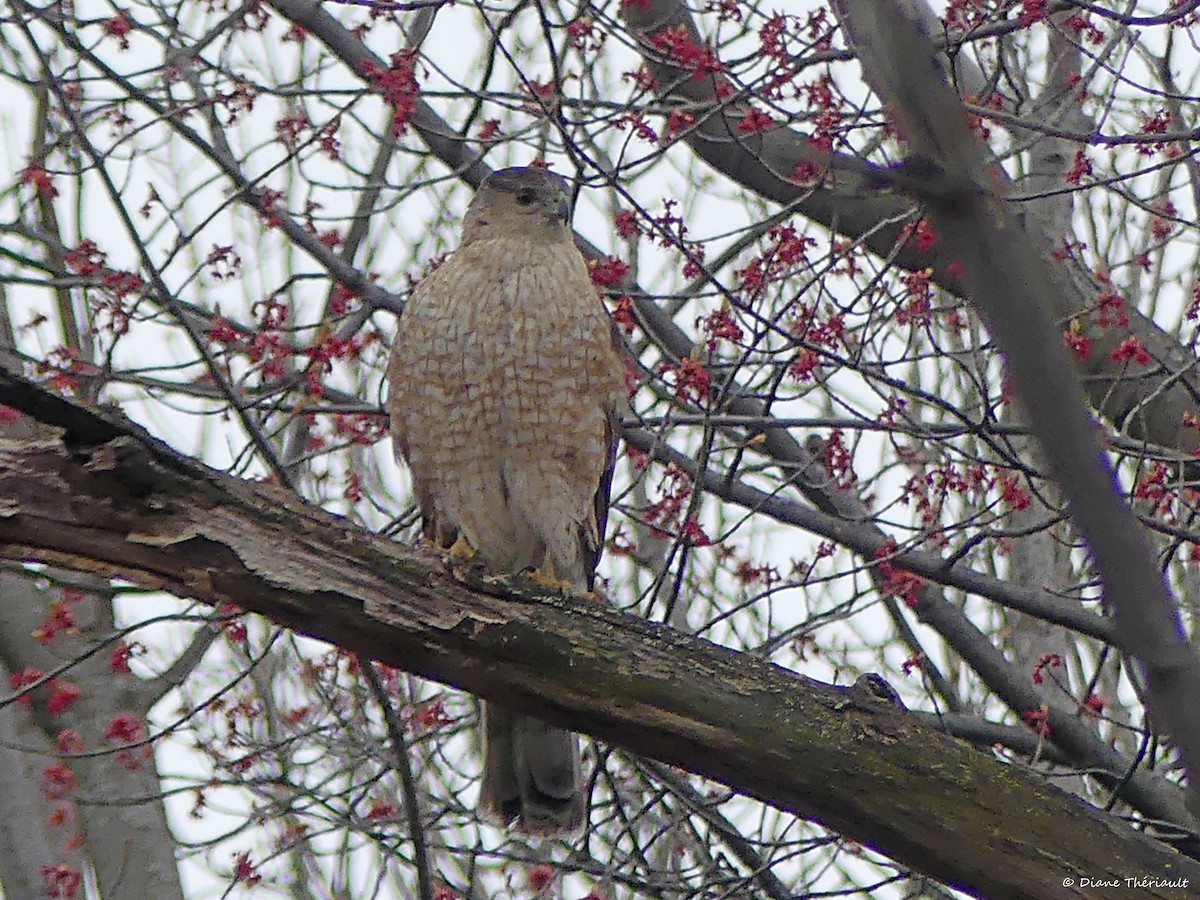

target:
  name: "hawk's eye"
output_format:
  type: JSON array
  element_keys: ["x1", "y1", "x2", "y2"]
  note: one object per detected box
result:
[{"x1": 515, "y1": 188, "x2": 538, "y2": 206}]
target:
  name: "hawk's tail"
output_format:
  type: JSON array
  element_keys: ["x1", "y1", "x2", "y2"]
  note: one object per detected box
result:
[{"x1": 480, "y1": 702, "x2": 584, "y2": 836}]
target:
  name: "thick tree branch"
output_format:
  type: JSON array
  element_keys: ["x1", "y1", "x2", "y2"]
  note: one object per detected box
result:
[
  {"x1": 0, "y1": 372, "x2": 1197, "y2": 899},
  {"x1": 625, "y1": 429, "x2": 1195, "y2": 831}
]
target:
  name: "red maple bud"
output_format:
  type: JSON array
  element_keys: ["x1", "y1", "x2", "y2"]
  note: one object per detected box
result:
[
  {"x1": 331, "y1": 413, "x2": 388, "y2": 445},
  {"x1": 823, "y1": 429, "x2": 856, "y2": 488},
  {"x1": 477, "y1": 118, "x2": 502, "y2": 140},
  {"x1": 42, "y1": 762, "x2": 77, "y2": 799},
  {"x1": 47, "y1": 679, "x2": 82, "y2": 715},
  {"x1": 566, "y1": 16, "x2": 606, "y2": 52},
  {"x1": 1022, "y1": 707, "x2": 1052, "y2": 736},
  {"x1": 660, "y1": 357, "x2": 710, "y2": 403},
  {"x1": 359, "y1": 51, "x2": 421, "y2": 136},
  {"x1": 1111, "y1": 335, "x2": 1151, "y2": 366},
  {"x1": 886, "y1": 567, "x2": 924, "y2": 608},
  {"x1": 787, "y1": 349, "x2": 821, "y2": 382},
  {"x1": 611, "y1": 295, "x2": 637, "y2": 335},
  {"x1": 1137, "y1": 108, "x2": 1172, "y2": 156},
  {"x1": 614, "y1": 112, "x2": 657, "y2": 142},
  {"x1": 330, "y1": 283, "x2": 358, "y2": 316},
  {"x1": 104, "y1": 10, "x2": 133, "y2": 50},
  {"x1": 218, "y1": 602, "x2": 249, "y2": 643},
  {"x1": 33, "y1": 600, "x2": 76, "y2": 643},
  {"x1": 257, "y1": 187, "x2": 286, "y2": 228},
  {"x1": 47, "y1": 802, "x2": 74, "y2": 827},
  {"x1": 529, "y1": 863, "x2": 556, "y2": 891},
  {"x1": 232, "y1": 851, "x2": 262, "y2": 885},
  {"x1": 792, "y1": 159, "x2": 822, "y2": 185},
  {"x1": 415, "y1": 699, "x2": 454, "y2": 729},
  {"x1": 206, "y1": 316, "x2": 242, "y2": 345},
  {"x1": 623, "y1": 64, "x2": 658, "y2": 93},
  {"x1": 1151, "y1": 199, "x2": 1177, "y2": 242},
  {"x1": 20, "y1": 163, "x2": 58, "y2": 197},
  {"x1": 623, "y1": 355, "x2": 641, "y2": 398},
  {"x1": 9, "y1": 666, "x2": 46, "y2": 706},
  {"x1": 56, "y1": 729, "x2": 84, "y2": 753},
  {"x1": 699, "y1": 308, "x2": 743, "y2": 349},
  {"x1": 1000, "y1": 473, "x2": 1031, "y2": 512},
  {"x1": 64, "y1": 240, "x2": 107, "y2": 276},
  {"x1": 274, "y1": 111, "x2": 309, "y2": 147},
  {"x1": 105, "y1": 711, "x2": 145, "y2": 745},
  {"x1": 365, "y1": 799, "x2": 397, "y2": 820},
  {"x1": 737, "y1": 107, "x2": 774, "y2": 134},
  {"x1": 1064, "y1": 14, "x2": 1104, "y2": 45},
  {"x1": 650, "y1": 25, "x2": 723, "y2": 79},
  {"x1": 614, "y1": 209, "x2": 641, "y2": 239},
  {"x1": 110, "y1": 640, "x2": 143, "y2": 674},
  {"x1": 99, "y1": 270, "x2": 142, "y2": 300},
  {"x1": 1064, "y1": 327, "x2": 1092, "y2": 360},
  {"x1": 1133, "y1": 461, "x2": 1170, "y2": 501},
  {"x1": 279, "y1": 703, "x2": 308, "y2": 726},
  {"x1": 589, "y1": 256, "x2": 630, "y2": 287},
  {"x1": 41, "y1": 863, "x2": 83, "y2": 899},
  {"x1": 734, "y1": 559, "x2": 777, "y2": 586},
  {"x1": 905, "y1": 219, "x2": 938, "y2": 253},
  {"x1": 1096, "y1": 290, "x2": 1129, "y2": 327},
  {"x1": 681, "y1": 515, "x2": 711, "y2": 546},
  {"x1": 344, "y1": 472, "x2": 364, "y2": 503},
  {"x1": 873, "y1": 539, "x2": 924, "y2": 607},
  {"x1": 1031, "y1": 653, "x2": 1063, "y2": 685},
  {"x1": 1018, "y1": 0, "x2": 1050, "y2": 27},
  {"x1": 1066, "y1": 149, "x2": 1093, "y2": 185},
  {"x1": 665, "y1": 108, "x2": 696, "y2": 137}
]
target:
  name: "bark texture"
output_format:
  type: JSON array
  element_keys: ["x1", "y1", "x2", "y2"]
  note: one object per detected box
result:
[{"x1": 0, "y1": 371, "x2": 1197, "y2": 899}]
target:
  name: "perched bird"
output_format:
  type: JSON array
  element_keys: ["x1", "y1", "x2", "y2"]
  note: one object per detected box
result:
[{"x1": 386, "y1": 166, "x2": 626, "y2": 835}]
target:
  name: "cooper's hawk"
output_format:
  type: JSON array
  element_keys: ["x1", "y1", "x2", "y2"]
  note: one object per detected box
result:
[{"x1": 386, "y1": 167, "x2": 626, "y2": 835}]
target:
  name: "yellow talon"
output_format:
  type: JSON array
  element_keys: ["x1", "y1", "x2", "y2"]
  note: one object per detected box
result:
[
  {"x1": 447, "y1": 533, "x2": 477, "y2": 562},
  {"x1": 526, "y1": 558, "x2": 575, "y2": 592}
]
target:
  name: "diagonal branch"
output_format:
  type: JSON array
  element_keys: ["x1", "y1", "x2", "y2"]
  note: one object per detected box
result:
[
  {"x1": 834, "y1": 0, "x2": 1200, "y2": 823},
  {"x1": 0, "y1": 373, "x2": 1196, "y2": 899}
]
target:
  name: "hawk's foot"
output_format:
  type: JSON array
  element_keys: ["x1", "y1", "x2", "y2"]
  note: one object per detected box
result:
[
  {"x1": 523, "y1": 559, "x2": 597, "y2": 598},
  {"x1": 447, "y1": 533, "x2": 477, "y2": 563},
  {"x1": 526, "y1": 558, "x2": 573, "y2": 591}
]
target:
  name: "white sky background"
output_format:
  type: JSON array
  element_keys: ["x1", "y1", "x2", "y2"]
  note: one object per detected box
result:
[{"x1": 1, "y1": 0, "x2": 1196, "y2": 897}]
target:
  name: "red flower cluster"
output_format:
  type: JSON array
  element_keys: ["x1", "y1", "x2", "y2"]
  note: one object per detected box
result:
[{"x1": 360, "y1": 52, "x2": 421, "y2": 136}]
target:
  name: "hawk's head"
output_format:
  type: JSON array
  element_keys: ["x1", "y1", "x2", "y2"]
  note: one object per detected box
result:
[{"x1": 463, "y1": 166, "x2": 573, "y2": 242}]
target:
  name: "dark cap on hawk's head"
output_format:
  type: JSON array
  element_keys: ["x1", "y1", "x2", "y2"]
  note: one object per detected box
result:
[{"x1": 463, "y1": 166, "x2": 573, "y2": 241}]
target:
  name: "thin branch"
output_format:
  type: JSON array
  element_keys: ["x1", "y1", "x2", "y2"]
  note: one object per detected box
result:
[{"x1": 362, "y1": 663, "x2": 434, "y2": 900}]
